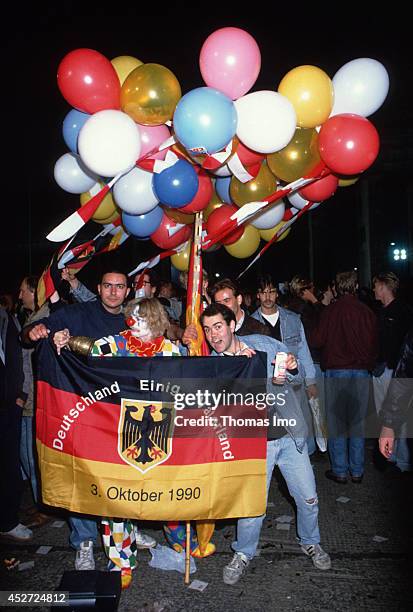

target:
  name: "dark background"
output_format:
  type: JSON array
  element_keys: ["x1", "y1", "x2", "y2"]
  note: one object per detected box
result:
[{"x1": 3, "y1": 4, "x2": 412, "y2": 295}]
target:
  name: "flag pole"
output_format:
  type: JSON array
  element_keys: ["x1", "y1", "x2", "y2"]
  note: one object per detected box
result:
[{"x1": 185, "y1": 521, "x2": 191, "y2": 584}]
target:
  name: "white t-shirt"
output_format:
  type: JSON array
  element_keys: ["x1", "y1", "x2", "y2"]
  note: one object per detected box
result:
[{"x1": 261, "y1": 311, "x2": 279, "y2": 328}]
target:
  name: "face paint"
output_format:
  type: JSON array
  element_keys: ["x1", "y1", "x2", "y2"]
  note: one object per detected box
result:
[{"x1": 127, "y1": 306, "x2": 151, "y2": 339}]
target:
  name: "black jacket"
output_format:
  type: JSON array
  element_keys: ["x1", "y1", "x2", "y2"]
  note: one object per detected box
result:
[
  {"x1": 0, "y1": 309, "x2": 24, "y2": 410},
  {"x1": 381, "y1": 327, "x2": 413, "y2": 432},
  {"x1": 377, "y1": 298, "x2": 413, "y2": 370},
  {"x1": 237, "y1": 313, "x2": 271, "y2": 337}
]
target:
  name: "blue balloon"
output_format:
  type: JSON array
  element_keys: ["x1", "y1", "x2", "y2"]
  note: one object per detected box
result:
[
  {"x1": 121, "y1": 206, "x2": 163, "y2": 238},
  {"x1": 152, "y1": 159, "x2": 198, "y2": 208},
  {"x1": 62, "y1": 109, "x2": 90, "y2": 153},
  {"x1": 215, "y1": 176, "x2": 233, "y2": 204},
  {"x1": 173, "y1": 87, "x2": 237, "y2": 155}
]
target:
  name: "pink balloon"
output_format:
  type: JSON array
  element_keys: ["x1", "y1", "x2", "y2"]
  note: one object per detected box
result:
[
  {"x1": 137, "y1": 124, "x2": 171, "y2": 161},
  {"x1": 200, "y1": 27, "x2": 261, "y2": 100}
]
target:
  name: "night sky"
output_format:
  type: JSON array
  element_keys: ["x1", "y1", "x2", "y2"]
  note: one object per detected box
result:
[{"x1": 3, "y1": 6, "x2": 411, "y2": 295}]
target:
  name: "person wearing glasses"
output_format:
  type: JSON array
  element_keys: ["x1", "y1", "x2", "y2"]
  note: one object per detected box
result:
[{"x1": 21, "y1": 270, "x2": 156, "y2": 571}]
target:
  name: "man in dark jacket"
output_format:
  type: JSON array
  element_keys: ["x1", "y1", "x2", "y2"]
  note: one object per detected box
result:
[
  {"x1": 0, "y1": 308, "x2": 32, "y2": 542},
  {"x1": 379, "y1": 327, "x2": 413, "y2": 464},
  {"x1": 310, "y1": 271, "x2": 378, "y2": 484},
  {"x1": 373, "y1": 272, "x2": 413, "y2": 472},
  {"x1": 23, "y1": 270, "x2": 156, "y2": 570}
]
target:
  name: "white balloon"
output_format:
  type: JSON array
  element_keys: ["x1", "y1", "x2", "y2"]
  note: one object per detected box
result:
[
  {"x1": 251, "y1": 200, "x2": 285, "y2": 229},
  {"x1": 113, "y1": 167, "x2": 159, "y2": 215},
  {"x1": 53, "y1": 152, "x2": 98, "y2": 194},
  {"x1": 331, "y1": 58, "x2": 389, "y2": 117},
  {"x1": 288, "y1": 191, "x2": 309, "y2": 210},
  {"x1": 288, "y1": 192, "x2": 320, "y2": 210},
  {"x1": 78, "y1": 110, "x2": 141, "y2": 177},
  {"x1": 235, "y1": 91, "x2": 296, "y2": 154}
]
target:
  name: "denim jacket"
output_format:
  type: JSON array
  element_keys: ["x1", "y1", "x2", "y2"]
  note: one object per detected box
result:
[
  {"x1": 251, "y1": 306, "x2": 316, "y2": 385},
  {"x1": 212, "y1": 333, "x2": 309, "y2": 452}
]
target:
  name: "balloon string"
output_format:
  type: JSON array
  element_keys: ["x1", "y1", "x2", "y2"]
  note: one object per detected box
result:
[
  {"x1": 237, "y1": 201, "x2": 317, "y2": 279},
  {"x1": 203, "y1": 163, "x2": 329, "y2": 249}
]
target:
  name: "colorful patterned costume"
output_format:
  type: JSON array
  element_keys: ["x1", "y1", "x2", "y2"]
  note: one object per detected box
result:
[
  {"x1": 91, "y1": 331, "x2": 181, "y2": 358},
  {"x1": 92, "y1": 332, "x2": 209, "y2": 587}
]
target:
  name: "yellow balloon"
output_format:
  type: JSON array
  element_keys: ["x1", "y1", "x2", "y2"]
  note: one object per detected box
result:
[
  {"x1": 164, "y1": 207, "x2": 195, "y2": 225},
  {"x1": 278, "y1": 65, "x2": 333, "y2": 128},
  {"x1": 230, "y1": 162, "x2": 277, "y2": 207},
  {"x1": 338, "y1": 175, "x2": 360, "y2": 187},
  {"x1": 204, "y1": 191, "x2": 224, "y2": 221},
  {"x1": 121, "y1": 63, "x2": 181, "y2": 125},
  {"x1": 267, "y1": 127, "x2": 321, "y2": 183},
  {"x1": 111, "y1": 55, "x2": 143, "y2": 86},
  {"x1": 96, "y1": 210, "x2": 121, "y2": 225},
  {"x1": 224, "y1": 224, "x2": 260, "y2": 259},
  {"x1": 171, "y1": 241, "x2": 191, "y2": 271},
  {"x1": 80, "y1": 183, "x2": 118, "y2": 221},
  {"x1": 259, "y1": 221, "x2": 291, "y2": 242}
]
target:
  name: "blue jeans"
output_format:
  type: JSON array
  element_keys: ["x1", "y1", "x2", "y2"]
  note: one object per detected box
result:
[
  {"x1": 233, "y1": 437, "x2": 320, "y2": 560},
  {"x1": 325, "y1": 369, "x2": 370, "y2": 478},
  {"x1": 20, "y1": 416, "x2": 39, "y2": 504},
  {"x1": 69, "y1": 516, "x2": 98, "y2": 550}
]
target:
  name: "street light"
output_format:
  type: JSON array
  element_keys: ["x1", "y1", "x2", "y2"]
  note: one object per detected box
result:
[{"x1": 393, "y1": 247, "x2": 407, "y2": 262}]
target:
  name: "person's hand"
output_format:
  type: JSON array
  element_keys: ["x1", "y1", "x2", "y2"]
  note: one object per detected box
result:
[
  {"x1": 379, "y1": 426, "x2": 395, "y2": 459},
  {"x1": 61, "y1": 267, "x2": 79, "y2": 289},
  {"x1": 182, "y1": 324, "x2": 198, "y2": 346},
  {"x1": 271, "y1": 353, "x2": 297, "y2": 384},
  {"x1": 285, "y1": 353, "x2": 298, "y2": 371},
  {"x1": 302, "y1": 288, "x2": 318, "y2": 304},
  {"x1": 16, "y1": 398, "x2": 26, "y2": 408},
  {"x1": 49, "y1": 290, "x2": 60, "y2": 304},
  {"x1": 306, "y1": 383, "x2": 318, "y2": 399},
  {"x1": 238, "y1": 347, "x2": 256, "y2": 358},
  {"x1": 28, "y1": 323, "x2": 50, "y2": 341},
  {"x1": 53, "y1": 329, "x2": 70, "y2": 355}
]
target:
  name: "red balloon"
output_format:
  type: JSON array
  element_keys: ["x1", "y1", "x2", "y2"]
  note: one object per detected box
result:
[
  {"x1": 206, "y1": 204, "x2": 244, "y2": 245},
  {"x1": 150, "y1": 214, "x2": 192, "y2": 249},
  {"x1": 236, "y1": 141, "x2": 265, "y2": 167},
  {"x1": 180, "y1": 169, "x2": 213, "y2": 214},
  {"x1": 57, "y1": 49, "x2": 120, "y2": 113},
  {"x1": 318, "y1": 114, "x2": 380, "y2": 175},
  {"x1": 299, "y1": 174, "x2": 338, "y2": 202}
]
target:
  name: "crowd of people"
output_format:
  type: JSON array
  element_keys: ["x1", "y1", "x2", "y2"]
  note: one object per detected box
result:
[{"x1": 1, "y1": 264, "x2": 412, "y2": 587}]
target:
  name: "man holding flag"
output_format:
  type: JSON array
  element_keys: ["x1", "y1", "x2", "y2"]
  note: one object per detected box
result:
[
  {"x1": 200, "y1": 303, "x2": 331, "y2": 585},
  {"x1": 23, "y1": 269, "x2": 156, "y2": 571}
]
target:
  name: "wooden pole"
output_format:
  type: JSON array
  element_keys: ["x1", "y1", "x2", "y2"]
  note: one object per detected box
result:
[{"x1": 184, "y1": 521, "x2": 191, "y2": 584}]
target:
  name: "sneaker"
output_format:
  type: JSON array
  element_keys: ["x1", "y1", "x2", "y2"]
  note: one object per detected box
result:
[
  {"x1": 223, "y1": 552, "x2": 249, "y2": 585},
  {"x1": 301, "y1": 544, "x2": 331, "y2": 570},
  {"x1": 134, "y1": 529, "x2": 156, "y2": 549},
  {"x1": 0, "y1": 523, "x2": 33, "y2": 542},
  {"x1": 75, "y1": 540, "x2": 95, "y2": 570}
]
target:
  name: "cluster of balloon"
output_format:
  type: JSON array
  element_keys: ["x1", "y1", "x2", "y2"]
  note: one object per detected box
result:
[{"x1": 54, "y1": 32, "x2": 389, "y2": 271}]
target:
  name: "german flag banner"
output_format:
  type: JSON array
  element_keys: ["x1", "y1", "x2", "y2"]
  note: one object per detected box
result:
[{"x1": 36, "y1": 341, "x2": 268, "y2": 521}]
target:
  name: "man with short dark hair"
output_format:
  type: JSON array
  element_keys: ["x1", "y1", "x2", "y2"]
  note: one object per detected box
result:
[
  {"x1": 310, "y1": 270, "x2": 378, "y2": 483},
  {"x1": 23, "y1": 270, "x2": 156, "y2": 570},
  {"x1": 372, "y1": 271, "x2": 413, "y2": 472},
  {"x1": 201, "y1": 303, "x2": 331, "y2": 585},
  {"x1": 209, "y1": 278, "x2": 270, "y2": 337},
  {"x1": 252, "y1": 274, "x2": 318, "y2": 454}
]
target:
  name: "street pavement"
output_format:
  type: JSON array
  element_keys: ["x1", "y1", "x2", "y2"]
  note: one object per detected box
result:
[{"x1": 1, "y1": 444, "x2": 412, "y2": 612}]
